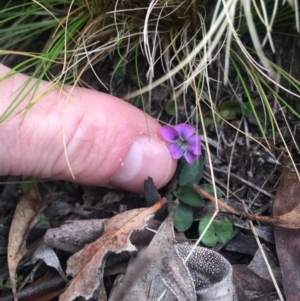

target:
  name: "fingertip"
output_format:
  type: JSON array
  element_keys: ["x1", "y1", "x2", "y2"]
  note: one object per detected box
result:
[{"x1": 110, "y1": 136, "x2": 177, "y2": 192}]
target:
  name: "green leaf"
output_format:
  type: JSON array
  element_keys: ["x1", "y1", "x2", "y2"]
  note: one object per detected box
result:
[
  {"x1": 116, "y1": 65, "x2": 126, "y2": 78},
  {"x1": 112, "y1": 55, "x2": 126, "y2": 78},
  {"x1": 204, "y1": 113, "x2": 221, "y2": 127},
  {"x1": 219, "y1": 100, "x2": 241, "y2": 120},
  {"x1": 179, "y1": 157, "x2": 203, "y2": 187},
  {"x1": 37, "y1": 213, "x2": 50, "y2": 227},
  {"x1": 198, "y1": 216, "x2": 218, "y2": 247},
  {"x1": 20, "y1": 180, "x2": 34, "y2": 193},
  {"x1": 176, "y1": 186, "x2": 203, "y2": 207},
  {"x1": 198, "y1": 216, "x2": 233, "y2": 246},
  {"x1": 174, "y1": 202, "x2": 193, "y2": 232},
  {"x1": 199, "y1": 184, "x2": 222, "y2": 198},
  {"x1": 165, "y1": 100, "x2": 176, "y2": 116},
  {"x1": 204, "y1": 117, "x2": 214, "y2": 127},
  {"x1": 214, "y1": 218, "x2": 233, "y2": 243},
  {"x1": 0, "y1": 273, "x2": 23, "y2": 290},
  {"x1": 240, "y1": 102, "x2": 252, "y2": 117}
]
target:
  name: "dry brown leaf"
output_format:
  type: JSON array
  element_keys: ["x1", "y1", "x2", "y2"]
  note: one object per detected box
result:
[
  {"x1": 273, "y1": 158, "x2": 300, "y2": 301},
  {"x1": 59, "y1": 197, "x2": 167, "y2": 301},
  {"x1": 232, "y1": 245, "x2": 280, "y2": 301},
  {"x1": 30, "y1": 243, "x2": 68, "y2": 282},
  {"x1": 271, "y1": 203, "x2": 300, "y2": 229},
  {"x1": 233, "y1": 265, "x2": 274, "y2": 295},
  {"x1": 7, "y1": 187, "x2": 55, "y2": 301}
]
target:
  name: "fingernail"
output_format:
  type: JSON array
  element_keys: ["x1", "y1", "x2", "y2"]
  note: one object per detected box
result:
[{"x1": 110, "y1": 136, "x2": 176, "y2": 192}]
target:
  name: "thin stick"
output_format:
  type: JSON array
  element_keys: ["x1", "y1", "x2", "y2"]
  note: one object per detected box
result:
[{"x1": 193, "y1": 184, "x2": 240, "y2": 216}]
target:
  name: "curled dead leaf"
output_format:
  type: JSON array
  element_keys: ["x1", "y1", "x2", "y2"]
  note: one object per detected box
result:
[{"x1": 273, "y1": 158, "x2": 300, "y2": 301}]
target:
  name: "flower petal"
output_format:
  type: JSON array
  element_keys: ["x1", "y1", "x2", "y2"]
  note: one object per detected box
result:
[
  {"x1": 175, "y1": 124, "x2": 195, "y2": 140},
  {"x1": 184, "y1": 150, "x2": 198, "y2": 164},
  {"x1": 169, "y1": 143, "x2": 184, "y2": 159},
  {"x1": 161, "y1": 126, "x2": 179, "y2": 142},
  {"x1": 187, "y1": 135, "x2": 201, "y2": 155}
]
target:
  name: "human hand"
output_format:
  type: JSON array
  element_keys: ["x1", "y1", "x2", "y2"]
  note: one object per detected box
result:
[{"x1": 0, "y1": 64, "x2": 176, "y2": 192}]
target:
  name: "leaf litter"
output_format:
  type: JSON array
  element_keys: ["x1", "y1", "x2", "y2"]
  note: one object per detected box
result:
[
  {"x1": 4, "y1": 183, "x2": 239, "y2": 300},
  {"x1": 7, "y1": 186, "x2": 58, "y2": 301},
  {"x1": 59, "y1": 197, "x2": 168, "y2": 301},
  {"x1": 110, "y1": 200, "x2": 236, "y2": 301},
  {"x1": 194, "y1": 153, "x2": 300, "y2": 300},
  {"x1": 2, "y1": 166, "x2": 293, "y2": 301},
  {"x1": 3, "y1": 158, "x2": 296, "y2": 301},
  {"x1": 194, "y1": 183, "x2": 300, "y2": 229}
]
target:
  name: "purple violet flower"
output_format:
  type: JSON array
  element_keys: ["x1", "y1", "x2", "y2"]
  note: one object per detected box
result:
[{"x1": 161, "y1": 123, "x2": 201, "y2": 164}]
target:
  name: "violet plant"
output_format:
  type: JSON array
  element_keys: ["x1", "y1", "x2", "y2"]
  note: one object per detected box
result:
[
  {"x1": 161, "y1": 124, "x2": 233, "y2": 245},
  {"x1": 161, "y1": 123, "x2": 201, "y2": 164}
]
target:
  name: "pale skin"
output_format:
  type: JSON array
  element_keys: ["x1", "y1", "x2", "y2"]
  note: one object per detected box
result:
[{"x1": 0, "y1": 64, "x2": 177, "y2": 192}]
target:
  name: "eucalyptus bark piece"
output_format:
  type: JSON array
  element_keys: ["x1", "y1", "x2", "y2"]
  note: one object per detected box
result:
[{"x1": 44, "y1": 219, "x2": 105, "y2": 253}]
